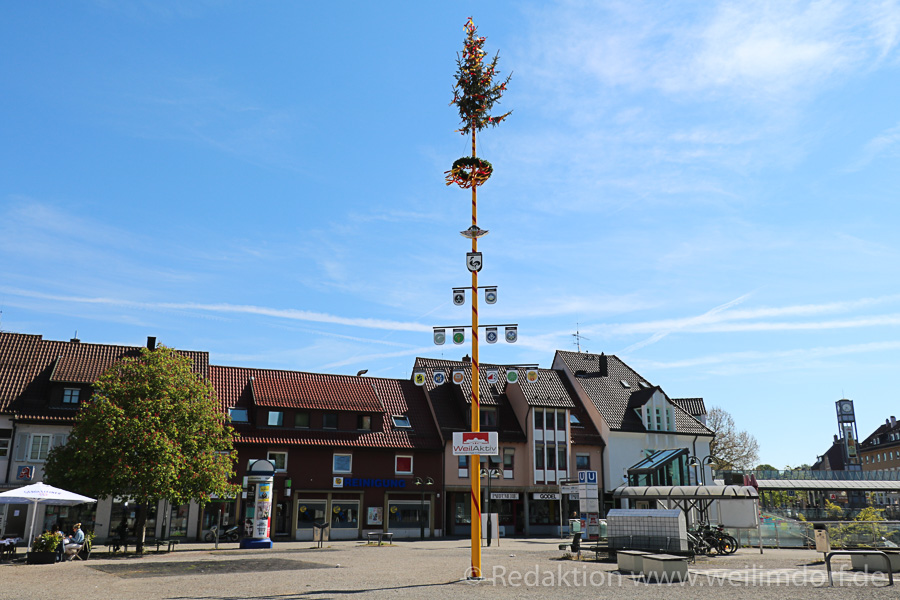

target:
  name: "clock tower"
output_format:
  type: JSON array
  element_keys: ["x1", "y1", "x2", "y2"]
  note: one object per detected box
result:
[{"x1": 835, "y1": 399, "x2": 861, "y2": 471}]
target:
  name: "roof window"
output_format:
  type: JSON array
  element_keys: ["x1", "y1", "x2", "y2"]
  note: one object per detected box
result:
[
  {"x1": 392, "y1": 415, "x2": 412, "y2": 429},
  {"x1": 570, "y1": 413, "x2": 582, "y2": 426},
  {"x1": 229, "y1": 407, "x2": 249, "y2": 423},
  {"x1": 639, "y1": 381, "x2": 651, "y2": 389},
  {"x1": 620, "y1": 380, "x2": 631, "y2": 388}
]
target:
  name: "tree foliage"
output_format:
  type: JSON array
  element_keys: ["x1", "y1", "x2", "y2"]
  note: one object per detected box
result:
[
  {"x1": 707, "y1": 406, "x2": 760, "y2": 470},
  {"x1": 45, "y1": 346, "x2": 238, "y2": 548}
]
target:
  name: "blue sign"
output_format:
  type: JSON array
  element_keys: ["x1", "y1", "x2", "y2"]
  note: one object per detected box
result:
[
  {"x1": 578, "y1": 470, "x2": 597, "y2": 484},
  {"x1": 16, "y1": 466, "x2": 35, "y2": 481},
  {"x1": 342, "y1": 478, "x2": 407, "y2": 489}
]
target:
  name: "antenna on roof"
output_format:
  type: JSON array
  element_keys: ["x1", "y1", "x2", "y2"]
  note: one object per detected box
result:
[{"x1": 572, "y1": 324, "x2": 590, "y2": 353}]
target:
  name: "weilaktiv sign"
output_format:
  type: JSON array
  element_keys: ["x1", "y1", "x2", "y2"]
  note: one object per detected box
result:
[{"x1": 452, "y1": 431, "x2": 499, "y2": 455}]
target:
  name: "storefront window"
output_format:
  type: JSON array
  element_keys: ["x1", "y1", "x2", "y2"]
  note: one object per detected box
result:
[
  {"x1": 388, "y1": 501, "x2": 428, "y2": 528},
  {"x1": 202, "y1": 501, "x2": 234, "y2": 530},
  {"x1": 42, "y1": 504, "x2": 97, "y2": 534},
  {"x1": 330, "y1": 501, "x2": 359, "y2": 529},
  {"x1": 168, "y1": 503, "x2": 189, "y2": 537},
  {"x1": 529, "y1": 497, "x2": 559, "y2": 525},
  {"x1": 297, "y1": 501, "x2": 327, "y2": 528},
  {"x1": 109, "y1": 500, "x2": 157, "y2": 540},
  {"x1": 454, "y1": 493, "x2": 471, "y2": 524}
]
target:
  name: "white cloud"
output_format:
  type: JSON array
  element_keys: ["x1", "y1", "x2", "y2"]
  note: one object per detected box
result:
[{"x1": 0, "y1": 287, "x2": 432, "y2": 333}]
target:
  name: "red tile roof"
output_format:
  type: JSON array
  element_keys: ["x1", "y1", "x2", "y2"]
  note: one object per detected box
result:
[
  {"x1": 211, "y1": 365, "x2": 442, "y2": 450},
  {"x1": 0, "y1": 333, "x2": 209, "y2": 420},
  {"x1": 252, "y1": 373, "x2": 384, "y2": 412}
]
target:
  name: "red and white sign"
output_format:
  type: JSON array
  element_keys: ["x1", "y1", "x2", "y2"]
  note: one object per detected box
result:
[{"x1": 452, "y1": 431, "x2": 499, "y2": 455}]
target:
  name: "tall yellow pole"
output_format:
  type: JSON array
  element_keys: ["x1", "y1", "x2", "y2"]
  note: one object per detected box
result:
[{"x1": 469, "y1": 126, "x2": 482, "y2": 579}]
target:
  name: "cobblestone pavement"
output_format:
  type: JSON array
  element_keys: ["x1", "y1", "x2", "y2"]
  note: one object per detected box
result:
[{"x1": 0, "y1": 539, "x2": 896, "y2": 600}]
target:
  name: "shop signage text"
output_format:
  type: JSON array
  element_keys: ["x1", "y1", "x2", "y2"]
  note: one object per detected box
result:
[
  {"x1": 340, "y1": 478, "x2": 408, "y2": 489},
  {"x1": 452, "y1": 431, "x2": 499, "y2": 455},
  {"x1": 533, "y1": 492, "x2": 561, "y2": 500}
]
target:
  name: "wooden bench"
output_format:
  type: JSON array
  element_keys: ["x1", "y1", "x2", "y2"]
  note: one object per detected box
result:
[
  {"x1": 155, "y1": 538, "x2": 180, "y2": 552},
  {"x1": 640, "y1": 553, "x2": 689, "y2": 582},
  {"x1": 366, "y1": 531, "x2": 393, "y2": 546}
]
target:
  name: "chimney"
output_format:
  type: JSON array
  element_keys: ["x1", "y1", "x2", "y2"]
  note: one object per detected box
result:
[
  {"x1": 892, "y1": 416, "x2": 897, "y2": 428},
  {"x1": 834, "y1": 434, "x2": 839, "y2": 443},
  {"x1": 147, "y1": 336, "x2": 157, "y2": 350},
  {"x1": 70, "y1": 338, "x2": 80, "y2": 343},
  {"x1": 462, "y1": 354, "x2": 471, "y2": 363},
  {"x1": 598, "y1": 353, "x2": 608, "y2": 377}
]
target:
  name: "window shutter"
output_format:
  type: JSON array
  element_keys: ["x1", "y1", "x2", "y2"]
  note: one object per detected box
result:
[
  {"x1": 51, "y1": 433, "x2": 67, "y2": 449},
  {"x1": 14, "y1": 434, "x2": 29, "y2": 461}
]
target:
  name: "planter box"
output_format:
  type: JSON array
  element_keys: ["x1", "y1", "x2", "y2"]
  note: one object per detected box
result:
[{"x1": 26, "y1": 551, "x2": 57, "y2": 565}]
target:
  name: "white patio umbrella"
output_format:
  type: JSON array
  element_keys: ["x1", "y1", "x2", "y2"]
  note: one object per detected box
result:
[{"x1": 0, "y1": 482, "x2": 96, "y2": 549}]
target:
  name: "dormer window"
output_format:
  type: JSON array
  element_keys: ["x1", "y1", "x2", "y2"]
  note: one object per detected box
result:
[
  {"x1": 228, "y1": 408, "x2": 249, "y2": 423},
  {"x1": 357, "y1": 415, "x2": 372, "y2": 431},
  {"x1": 63, "y1": 388, "x2": 80, "y2": 404},
  {"x1": 392, "y1": 415, "x2": 412, "y2": 429}
]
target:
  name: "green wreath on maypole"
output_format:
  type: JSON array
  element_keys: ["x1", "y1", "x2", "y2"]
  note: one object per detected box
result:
[{"x1": 444, "y1": 17, "x2": 511, "y2": 189}]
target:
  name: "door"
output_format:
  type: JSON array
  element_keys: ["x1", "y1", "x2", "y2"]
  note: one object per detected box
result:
[{"x1": 4, "y1": 504, "x2": 28, "y2": 538}]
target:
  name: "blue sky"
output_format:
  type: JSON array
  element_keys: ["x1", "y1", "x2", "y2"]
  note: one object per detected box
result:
[{"x1": 2, "y1": 1, "x2": 900, "y2": 468}]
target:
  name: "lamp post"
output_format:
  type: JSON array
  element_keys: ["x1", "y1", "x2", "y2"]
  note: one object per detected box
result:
[
  {"x1": 413, "y1": 476, "x2": 434, "y2": 541},
  {"x1": 688, "y1": 455, "x2": 716, "y2": 486},
  {"x1": 480, "y1": 467, "x2": 501, "y2": 546}
]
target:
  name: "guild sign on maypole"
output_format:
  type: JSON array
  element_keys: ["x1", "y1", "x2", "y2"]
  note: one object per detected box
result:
[{"x1": 441, "y1": 17, "x2": 512, "y2": 581}]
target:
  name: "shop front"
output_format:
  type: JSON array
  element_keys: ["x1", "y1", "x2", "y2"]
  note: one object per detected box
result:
[
  {"x1": 450, "y1": 489, "x2": 526, "y2": 537},
  {"x1": 528, "y1": 492, "x2": 562, "y2": 536}
]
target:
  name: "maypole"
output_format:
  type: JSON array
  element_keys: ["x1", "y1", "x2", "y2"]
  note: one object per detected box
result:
[{"x1": 446, "y1": 17, "x2": 511, "y2": 580}]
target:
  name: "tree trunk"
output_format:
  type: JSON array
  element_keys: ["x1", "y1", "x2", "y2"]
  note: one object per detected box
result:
[{"x1": 135, "y1": 503, "x2": 147, "y2": 554}]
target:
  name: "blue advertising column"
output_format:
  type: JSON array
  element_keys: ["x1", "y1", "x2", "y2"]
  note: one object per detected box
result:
[{"x1": 240, "y1": 459, "x2": 276, "y2": 549}]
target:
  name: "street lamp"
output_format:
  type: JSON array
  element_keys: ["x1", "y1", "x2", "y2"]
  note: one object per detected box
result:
[
  {"x1": 413, "y1": 476, "x2": 434, "y2": 540},
  {"x1": 688, "y1": 455, "x2": 717, "y2": 486},
  {"x1": 480, "y1": 467, "x2": 501, "y2": 547}
]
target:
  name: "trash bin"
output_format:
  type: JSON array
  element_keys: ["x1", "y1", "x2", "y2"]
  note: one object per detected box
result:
[{"x1": 813, "y1": 523, "x2": 830, "y2": 553}]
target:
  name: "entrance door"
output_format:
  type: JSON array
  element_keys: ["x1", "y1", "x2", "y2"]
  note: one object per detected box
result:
[
  {"x1": 4, "y1": 504, "x2": 28, "y2": 538},
  {"x1": 274, "y1": 500, "x2": 291, "y2": 536}
]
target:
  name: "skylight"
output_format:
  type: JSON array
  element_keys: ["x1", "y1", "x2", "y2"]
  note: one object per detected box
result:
[
  {"x1": 620, "y1": 380, "x2": 630, "y2": 388},
  {"x1": 392, "y1": 415, "x2": 412, "y2": 429}
]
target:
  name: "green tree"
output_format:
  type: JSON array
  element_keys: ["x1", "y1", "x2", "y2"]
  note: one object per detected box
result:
[
  {"x1": 45, "y1": 345, "x2": 238, "y2": 552},
  {"x1": 707, "y1": 406, "x2": 760, "y2": 470}
]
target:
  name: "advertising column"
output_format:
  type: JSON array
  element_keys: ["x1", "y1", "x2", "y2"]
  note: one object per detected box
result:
[{"x1": 241, "y1": 459, "x2": 276, "y2": 549}]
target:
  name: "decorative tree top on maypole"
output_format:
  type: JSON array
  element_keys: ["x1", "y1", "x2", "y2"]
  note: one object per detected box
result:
[
  {"x1": 451, "y1": 17, "x2": 511, "y2": 134},
  {"x1": 446, "y1": 17, "x2": 511, "y2": 188}
]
